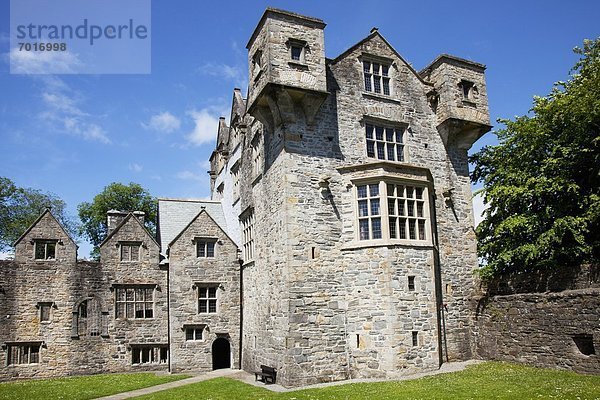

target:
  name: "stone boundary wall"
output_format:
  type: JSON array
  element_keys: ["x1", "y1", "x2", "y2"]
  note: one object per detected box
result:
[{"x1": 474, "y1": 266, "x2": 599, "y2": 375}]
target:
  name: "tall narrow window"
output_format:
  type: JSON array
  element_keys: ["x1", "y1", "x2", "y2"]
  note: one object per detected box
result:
[
  {"x1": 408, "y1": 276, "x2": 416, "y2": 291},
  {"x1": 412, "y1": 331, "x2": 419, "y2": 347},
  {"x1": 34, "y1": 240, "x2": 56, "y2": 260},
  {"x1": 365, "y1": 123, "x2": 405, "y2": 162},
  {"x1": 363, "y1": 60, "x2": 391, "y2": 95},
  {"x1": 198, "y1": 285, "x2": 218, "y2": 313},
  {"x1": 241, "y1": 211, "x2": 255, "y2": 262},
  {"x1": 357, "y1": 183, "x2": 382, "y2": 240}
]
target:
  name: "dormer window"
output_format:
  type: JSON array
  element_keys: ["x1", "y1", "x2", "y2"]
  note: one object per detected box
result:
[
  {"x1": 363, "y1": 60, "x2": 390, "y2": 95},
  {"x1": 34, "y1": 240, "x2": 56, "y2": 260}
]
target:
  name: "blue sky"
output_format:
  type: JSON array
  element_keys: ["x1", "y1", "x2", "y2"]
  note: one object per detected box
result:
[{"x1": 1, "y1": 0, "x2": 599, "y2": 258}]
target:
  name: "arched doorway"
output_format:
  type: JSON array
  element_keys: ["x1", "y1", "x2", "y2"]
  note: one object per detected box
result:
[{"x1": 212, "y1": 337, "x2": 231, "y2": 370}]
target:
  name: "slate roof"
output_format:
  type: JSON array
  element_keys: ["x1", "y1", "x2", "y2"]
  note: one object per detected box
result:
[{"x1": 157, "y1": 198, "x2": 228, "y2": 256}]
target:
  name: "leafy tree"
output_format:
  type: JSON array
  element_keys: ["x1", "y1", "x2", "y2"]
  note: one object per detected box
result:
[
  {"x1": 78, "y1": 182, "x2": 157, "y2": 258},
  {"x1": 471, "y1": 38, "x2": 600, "y2": 279},
  {"x1": 0, "y1": 177, "x2": 77, "y2": 252}
]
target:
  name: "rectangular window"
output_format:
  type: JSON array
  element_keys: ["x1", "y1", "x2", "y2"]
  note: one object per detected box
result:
[
  {"x1": 120, "y1": 243, "x2": 140, "y2": 262},
  {"x1": 196, "y1": 240, "x2": 216, "y2": 258},
  {"x1": 291, "y1": 45, "x2": 302, "y2": 61},
  {"x1": 363, "y1": 60, "x2": 391, "y2": 95},
  {"x1": 185, "y1": 326, "x2": 204, "y2": 341},
  {"x1": 357, "y1": 181, "x2": 428, "y2": 242},
  {"x1": 252, "y1": 131, "x2": 263, "y2": 178},
  {"x1": 408, "y1": 276, "x2": 416, "y2": 291},
  {"x1": 365, "y1": 123, "x2": 405, "y2": 162},
  {"x1": 357, "y1": 183, "x2": 382, "y2": 240},
  {"x1": 115, "y1": 286, "x2": 154, "y2": 319},
  {"x1": 34, "y1": 240, "x2": 56, "y2": 260},
  {"x1": 412, "y1": 331, "x2": 419, "y2": 347},
  {"x1": 198, "y1": 285, "x2": 218, "y2": 314},
  {"x1": 241, "y1": 211, "x2": 255, "y2": 262},
  {"x1": 231, "y1": 162, "x2": 240, "y2": 201},
  {"x1": 7, "y1": 343, "x2": 41, "y2": 365},
  {"x1": 39, "y1": 303, "x2": 52, "y2": 322},
  {"x1": 131, "y1": 345, "x2": 168, "y2": 365}
]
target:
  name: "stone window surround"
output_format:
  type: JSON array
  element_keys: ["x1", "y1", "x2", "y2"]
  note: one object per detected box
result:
[
  {"x1": 3, "y1": 341, "x2": 44, "y2": 366},
  {"x1": 286, "y1": 38, "x2": 308, "y2": 67},
  {"x1": 363, "y1": 119, "x2": 407, "y2": 163},
  {"x1": 231, "y1": 160, "x2": 241, "y2": 205},
  {"x1": 119, "y1": 241, "x2": 143, "y2": 263},
  {"x1": 113, "y1": 285, "x2": 156, "y2": 320},
  {"x1": 360, "y1": 53, "x2": 393, "y2": 96},
  {"x1": 193, "y1": 282, "x2": 222, "y2": 314},
  {"x1": 71, "y1": 296, "x2": 109, "y2": 338},
  {"x1": 240, "y1": 208, "x2": 255, "y2": 264},
  {"x1": 183, "y1": 324, "x2": 208, "y2": 341},
  {"x1": 352, "y1": 178, "x2": 431, "y2": 245},
  {"x1": 195, "y1": 238, "x2": 218, "y2": 258},
  {"x1": 130, "y1": 344, "x2": 168, "y2": 365},
  {"x1": 33, "y1": 239, "x2": 59, "y2": 261},
  {"x1": 337, "y1": 162, "x2": 434, "y2": 250},
  {"x1": 36, "y1": 301, "x2": 56, "y2": 323},
  {"x1": 251, "y1": 49, "x2": 263, "y2": 81},
  {"x1": 251, "y1": 128, "x2": 263, "y2": 180}
]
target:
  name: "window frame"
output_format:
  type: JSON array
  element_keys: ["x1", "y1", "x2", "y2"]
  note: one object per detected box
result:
[
  {"x1": 196, "y1": 283, "x2": 219, "y2": 314},
  {"x1": 353, "y1": 179, "x2": 432, "y2": 246},
  {"x1": 37, "y1": 302, "x2": 54, "y2": 323},
  {"x1": 287, "y1": 38, "x2": 307, "y2": 65},
  {"x1": 362, "y1": 57, "x2": 392, "y2": 96},
  {"x1": 119, "y1": 242, "x2": 141, "y2": 262},
  {"x1": 6, "y1": 342, "x2": 42, "y2": 365},
  {"x1": 34, "y1": 240, "x2": 57, "y2": 261},
  {"x1": 114, "y1": 285, "x2": 155, "y2": 320},
  {"x1": 131, "y1": 344, "x2": 168, "y2": 365},
  {"x1": 184, "y1": 324, "x2": 206, "y2": 342},
  {"x1": 196, "y1": 238, "x2": 217, "y2": 258},
  {"x1": 364, "y1": 122, "x2": 406, "y2": 163},
  {"x1": 241, "y1": 210, "x2": 255, "y2": 263}
]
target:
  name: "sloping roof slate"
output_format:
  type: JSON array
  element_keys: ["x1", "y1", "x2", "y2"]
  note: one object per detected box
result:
[{"x1": 157, "y1": 198, "x2": 228, "y2": 254}]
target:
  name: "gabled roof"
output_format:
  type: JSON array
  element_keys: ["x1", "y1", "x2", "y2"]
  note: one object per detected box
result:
[
  {"x1": 157, "y1": 198, "x2": 228, "y2": 254},
  {"x1": 230, "y1": 88, "x2": 247, "y2": 125},
  {"x1": 12, "y1": 208, "x2": 76, "y2": 247},
  {"x1": 99, "y1": 212, "x2": 159, "y2": 248},
  {"x1": 329, "y1": 30, "x2": 432, "y2": 87},
  {"x1": 216, "y1": 117, "x2": 230, "y2": 149},
  {"x1": 167, "y1": 208, "x2": 236, "y2": 249}
]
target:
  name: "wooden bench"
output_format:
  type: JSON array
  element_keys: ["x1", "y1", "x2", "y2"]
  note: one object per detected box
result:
[{"x1": 254, "y1": 364, "x2": 277, "y2": 384}]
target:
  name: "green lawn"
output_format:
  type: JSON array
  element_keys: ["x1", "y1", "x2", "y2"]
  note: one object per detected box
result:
[
  {"x1": 0, "y1": 372, "x2": 190, "y2": 400},
  {"x1": 134, "y1": 362, "x2": 600, "y2": 400}
]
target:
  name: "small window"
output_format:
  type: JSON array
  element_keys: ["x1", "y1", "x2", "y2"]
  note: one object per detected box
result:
[
  {"x1": 7, "y1": 343, "x2": 41, "y2": 365},
  {"x1": 408, "y1": 276, "x2": 415, "y2": 291},
  {"x1": 120, "y1": 243, "x2": 140, "y2": 262},
  {"x1": 459, "y1": 80, "x2": 477, "y2": 101},
  {"x1": 38, "y1": 302, "x2": 53, "y2": 322},
  {"x1": 291, "y1": 45, "x2": 302, "y2": 61},
  {"x1": 185, "y1": 326, "x2": 204, "y2": 341},
  {"x1": 198, "y1": 285, "x2": 218, "y2": 313},
  {"x1": 412, "y1": 331, "x2": 418, "y2": 347},
  {"x1": 196, "y1": 240, "x2": 216, "y2": 258},
  {"x1": 252, "y1": 50, "x2": 262, "y2": 78},
  {"x1": 34, "y1": 240, "x2": 56, "y2": 260},
  {"x1": 365, "y1": 123, "x2": 405, "y2": 162}
]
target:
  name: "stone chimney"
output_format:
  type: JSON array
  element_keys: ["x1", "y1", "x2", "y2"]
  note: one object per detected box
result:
[
  {"x1": 107, "y1": 210, "x2": 128, "y2": 235},
  {"x1": 133, "y1": 211, "x2": 145, "y2": 225}
]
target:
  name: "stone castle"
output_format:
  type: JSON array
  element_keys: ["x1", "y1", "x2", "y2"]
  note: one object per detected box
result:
[{"x1": 0, "y1": 8, "x2": 492, "y2": 385}]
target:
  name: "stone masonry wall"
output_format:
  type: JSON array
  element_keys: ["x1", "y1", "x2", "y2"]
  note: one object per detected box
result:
[{"x1": 168, "y1": 211, "x2": 240, "y2": 373}]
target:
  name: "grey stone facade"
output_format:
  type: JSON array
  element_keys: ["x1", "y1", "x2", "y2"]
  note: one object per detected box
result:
[{"x1": 210, "y1": 8, "x2": 490, "y2": 387}]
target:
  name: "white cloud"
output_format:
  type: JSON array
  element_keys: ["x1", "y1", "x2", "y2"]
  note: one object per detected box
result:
[
  {"x1": 37, "y1": 77, "x2": 111, "y2": 144},
  {"x1": 9, "y1": 47, "x2": 83, "y2": 74},
  {"x1": 472, "y1": 192, "x2": 489, "y2": 227},
  {"x1": 143, "y1": 111, "x2": 181, "y2": 134},
  {"x1": 185, "y1": 108, "x2": 220, "y2": 146},
  {"x1": 176, "y1": 170, "x2": 205, "y2": 181},
  {"x1": 198, "y1": 62, "x2": 243, "y2": 80},
  {"x1": 129, "y1": 163, "x2": 143, "y2": 172}
]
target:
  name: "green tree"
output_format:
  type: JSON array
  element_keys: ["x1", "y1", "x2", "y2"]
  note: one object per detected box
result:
[
  {"x1": 471, "y1": 38, "x2": 600, "y2": 279},
  {"x1": 78, "y1": 182, "x2": 157, "y2": 258},
  {"x1": 0, "y1": 177, "x2": 77, "y2": 252}
]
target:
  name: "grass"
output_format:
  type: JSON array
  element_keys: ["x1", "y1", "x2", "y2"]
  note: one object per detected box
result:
[
  {"x1": 0, "y1": 372, "x2": 190, "y2": 400},
  {"x1": 133, "y1": 362, "x2": 600, "y2": 400}
]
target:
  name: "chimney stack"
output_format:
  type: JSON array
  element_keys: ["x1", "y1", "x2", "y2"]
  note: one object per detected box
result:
[{"x1": 107, "y1": 210, "x2": 128, "y2": 235}]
